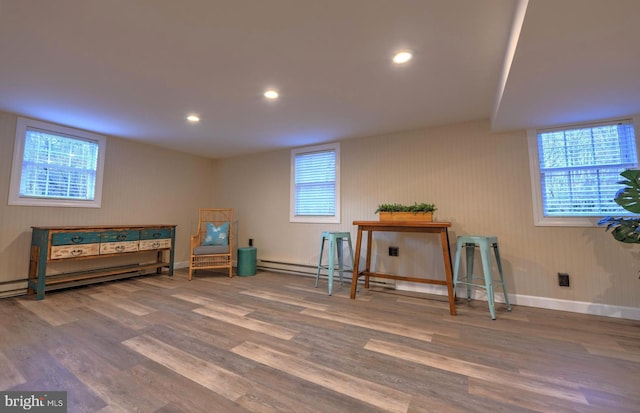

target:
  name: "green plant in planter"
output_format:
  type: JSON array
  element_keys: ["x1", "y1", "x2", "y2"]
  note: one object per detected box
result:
[
  {"x1": 375, "y1": 202, "x2": 437, "y2": 214},
  {"x1": 598, "y1": 169, "x2": 640, "y2": 243}
]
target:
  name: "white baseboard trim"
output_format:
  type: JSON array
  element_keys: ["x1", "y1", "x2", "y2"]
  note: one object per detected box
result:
[
  {"x1": 395, "y1": 281, "x2": 640, "y2": 321},
  {"x1": 259, "y1": 259, "x2": 640, "y2": 321}
]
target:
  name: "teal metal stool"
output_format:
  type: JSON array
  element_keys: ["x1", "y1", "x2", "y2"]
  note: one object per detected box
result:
[
  {"x1": 315, "y1": 231, "x2": 354, "y2": 296},
  {"x1": 453, "y1": 235, "x2": 512, "y2": 319}
]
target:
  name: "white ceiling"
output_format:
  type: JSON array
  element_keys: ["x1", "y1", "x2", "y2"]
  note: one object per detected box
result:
[{"x1": 1, "y1": 0, "x2": 639, "y2": 159}]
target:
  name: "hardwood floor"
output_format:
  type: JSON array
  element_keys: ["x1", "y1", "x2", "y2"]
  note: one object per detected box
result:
[{"x1": 1, "y1": 269, "x2": 639, "y2": 412}]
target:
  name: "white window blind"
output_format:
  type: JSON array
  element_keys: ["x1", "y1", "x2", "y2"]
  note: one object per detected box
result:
[
  {"x1": 290, "y1": 143, "x2": 340, "y2": 223},
  {"x1": 536, "y1": 120, "x2": 638, "y2": 217},
  {"x1": 20, "y1": 128, "x2": 99, "y2": 200}
]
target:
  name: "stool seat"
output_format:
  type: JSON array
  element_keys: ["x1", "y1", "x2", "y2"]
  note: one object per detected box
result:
[
  {"x1": 315, "y1": 231, "x2": 354, "y2": 296},
  {"x1": 453, "y1": 235, "x2": 511, "y2": 319}
]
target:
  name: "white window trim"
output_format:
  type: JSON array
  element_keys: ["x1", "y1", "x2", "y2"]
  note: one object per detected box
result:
[
  {"x1": 8, "y1": 117, "x2": 107, "y2": 208},
  {"x1": 290, "y1": 142, "x2": 340, "y2": 224},
  {"x1": 527, "y1": 115, "x2": 640, "y2": 227}
]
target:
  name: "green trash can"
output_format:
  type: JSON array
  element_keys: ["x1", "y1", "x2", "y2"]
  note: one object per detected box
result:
[{"x1": 237, "y1": 247, "x2": 257, "y2": 276}]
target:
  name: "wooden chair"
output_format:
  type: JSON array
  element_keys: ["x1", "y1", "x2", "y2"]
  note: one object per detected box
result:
[{"x1": 189, "y1": 208, "x2": 234, "y2": 280}]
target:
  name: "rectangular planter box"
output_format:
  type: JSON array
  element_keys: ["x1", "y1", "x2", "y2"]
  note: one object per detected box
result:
[{"x1": 378, "y1": 211, "x2": 433, "y2": 222}]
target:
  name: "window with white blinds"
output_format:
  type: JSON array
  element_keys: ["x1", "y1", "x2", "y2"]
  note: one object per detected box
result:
[
  {"x1": 528, "y1": 118, "x2": 639, "y2": 226},
  {"x1": 9, "y1": 117, "x2": 106, "y2": 208},
  {"x1": 290, "y1": 143, "x2": 340, "y2": 223}
]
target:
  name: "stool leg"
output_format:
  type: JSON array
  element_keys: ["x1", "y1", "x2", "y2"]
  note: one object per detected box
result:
[
  {"x1": 327, "y1": 238, "x2": 335, "y2": 296},
  {"x1": 315, "y1": 236, "x2": 325, "y2": 288},
  {"x1": 337, "y1": 237, "x2": 345, "y2": 285},
  {"x1": 492, "y1": 243, "x2": 512, "y2": 311},
  {"x1": 347, "y1": 235, "x2": 355, "y2": 278},
  {"x1": 478, "y1": 240, "x2": 496, "y2": 320},
  {"x1": 465, "y1": 243, "x2": 475, "y2": 300},
  {"x1": 453, "y1": 240, "x2": 463, "y2": 294}
]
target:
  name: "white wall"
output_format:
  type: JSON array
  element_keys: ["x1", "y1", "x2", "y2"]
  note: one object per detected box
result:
[
  {"x1": 215, "y1": 119, "x2": 640, "y2": 318},
  {"x1": 2, "y1": 111, "x2": 638, "y2": 318},
  {"x1": 0, "y1": 111, "x2": 216, "y2": 294}
]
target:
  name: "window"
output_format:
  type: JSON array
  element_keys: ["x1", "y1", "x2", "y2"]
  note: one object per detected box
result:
[
  {"x1": 9, "y1": 117, "x2": 107, "y2": 208},
  {"x1": 528, "y1": 117, "x2": 639, "y2": 226},
  {"x1": 290, "y1": 143, "x2": 340, "y2": 223}
]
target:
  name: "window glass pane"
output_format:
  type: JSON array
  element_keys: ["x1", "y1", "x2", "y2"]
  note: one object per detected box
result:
[
  {"x1": 537, "y1": 121, "x2": 638, "y2": 217},
  {"x1": 20, "y1": 128, "x2": 99, "y2": 200},
  {"x1": 294, "y1": 149, "x2": 336, "y2": 216}
]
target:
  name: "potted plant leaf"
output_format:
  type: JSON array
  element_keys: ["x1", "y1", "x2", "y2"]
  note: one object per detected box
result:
[
  {"x1": 375, "y1": 202, "x2": 437, "y2": 222},
  {"x1": 598, "y1": 169, "x2": 640, "y2": 243}
]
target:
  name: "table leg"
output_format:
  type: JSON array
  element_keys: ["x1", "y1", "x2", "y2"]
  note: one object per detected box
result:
[
  {"x1": 28, "y1": 245, "x2": 38, "y2": 296},
  {"x1": 350, "y1": 227, "x2": 363, "y2": 299},
  {"x1": 364, "y1": 230, "x2": 373, "y2": 288},
  {"x1": 156, "y1": 251, "x2": 163, "y2": 274},
  {"x1": 440, "y1": 228, "x2": 457, "y2": 315}
]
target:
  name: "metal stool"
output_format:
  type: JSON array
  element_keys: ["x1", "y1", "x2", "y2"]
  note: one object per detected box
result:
[
  {"x1": 315, "y1": 231, "x2": 354, "y2": 295},
  {"x1": 453, "y1": 235, "x2": 511, "y2": 319}
]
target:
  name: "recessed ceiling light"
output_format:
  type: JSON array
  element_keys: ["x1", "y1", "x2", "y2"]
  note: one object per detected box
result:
[
  {"x1": 392, "y1": 50, "x2": 413, "y2": 64},
  {"x1": 186, "y1": 114, "x2": 200, "y2": 122},
  {"x1": 264, "y1": 89, "x2": 279, "y2": 100}
]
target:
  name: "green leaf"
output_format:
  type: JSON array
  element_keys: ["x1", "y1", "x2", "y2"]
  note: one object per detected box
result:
[
  {"x1": 615, "y1": 170, "x2": 640, "y2": 213},
  {"x1": 375, "y1": 202, "x2": 436, "y2": 214},
  {"x1": 612, "y1": 225, "x2": 640, "y2": 243},
  {"x1": 598, "y1": 169, "x2": 640, "y2": 244}
]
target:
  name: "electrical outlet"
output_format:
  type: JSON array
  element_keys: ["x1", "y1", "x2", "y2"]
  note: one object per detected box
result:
[
  {"x1": 388, "y1": 246, "x2": 399, "y2": 257},
  {"x1": 558, "y1": 272, "x2": 570, "y2": 287},
  {"x1": 248, "y1": 238, "x2": 253, "y2": 247}
]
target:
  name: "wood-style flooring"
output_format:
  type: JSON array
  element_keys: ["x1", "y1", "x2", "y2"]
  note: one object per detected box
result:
[{"x1": 1, "y1": 269, "x2": 639, "y2": 412}]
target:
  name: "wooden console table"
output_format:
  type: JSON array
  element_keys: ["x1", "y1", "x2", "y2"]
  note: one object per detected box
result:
[
  {"x1": 350, "y1": 221, "x2": 456, "y2": 316},
  {"x1": 29, "y1": 225, "x2": 176, "y2": 300}
]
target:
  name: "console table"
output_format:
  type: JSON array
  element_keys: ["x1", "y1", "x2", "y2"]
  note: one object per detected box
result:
[
  {"x1": 350, "y1": 221, "x2": 456, "y2": 316},
  {"x1": 28, "y1": 225, "x2": 176, "y2": 300}
]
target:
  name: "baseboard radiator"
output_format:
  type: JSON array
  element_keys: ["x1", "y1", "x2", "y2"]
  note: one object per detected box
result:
[
  {"x1": 0, "y1": 279, "x2": 28, "y2": 298},
  {"x1": 257, "y1": 259, "x2": 394, "y2": 287}
]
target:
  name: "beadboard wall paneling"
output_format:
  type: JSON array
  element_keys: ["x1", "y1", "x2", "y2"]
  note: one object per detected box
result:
[
  {"x1": 0, "y1": 111, "x2": 216, "y2": 292},
  {"x1": 216, "y1": 120, "x2": 640, "y2": 309},
  {"x1": 2, "y1": 110, "x2": 637, "y2": 311}
]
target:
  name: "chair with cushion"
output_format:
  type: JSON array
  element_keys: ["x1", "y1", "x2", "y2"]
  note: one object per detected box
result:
[{"x1": 189, "y1": 208, "x2": 234, "y2": 280}]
